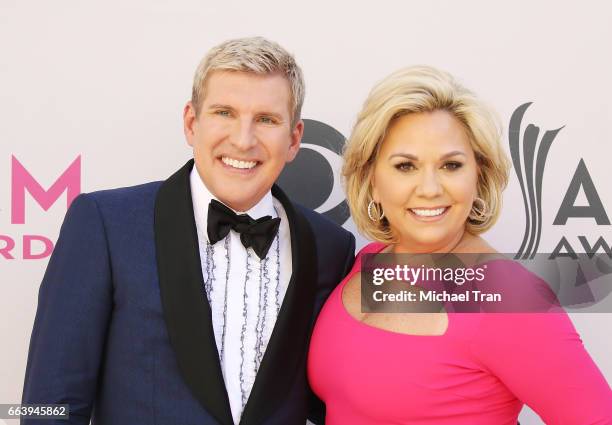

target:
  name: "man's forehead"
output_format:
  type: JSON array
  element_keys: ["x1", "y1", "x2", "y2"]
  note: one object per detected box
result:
[{"x1": 203, "y1": 70, "x2": 292, "y2": 110}]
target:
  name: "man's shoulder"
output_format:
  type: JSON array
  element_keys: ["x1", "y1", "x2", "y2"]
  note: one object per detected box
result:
[
  {"x1": 82, "y1": 180, "x2": 163, "y2": 209},
  {"x1": 72, "y1": 181, "x2": 164, "y2": 226},
  {"x1": 86, "y1": 180, "x2": 162, "y2": 202},
  {"x1": 294, "y1": 204, "x2": 353, "y2": 241},
  {"x1": 294, "y1": 205, "x2": 356, "y2": 277}
]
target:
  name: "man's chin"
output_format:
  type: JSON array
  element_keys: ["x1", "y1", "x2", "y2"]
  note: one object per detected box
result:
[
  {"x1": 215, "y1": 183, "x2": 269, "y2": 212},
  {"x1": 220, "y1": 197, "x2": 260, "y2": 213}
]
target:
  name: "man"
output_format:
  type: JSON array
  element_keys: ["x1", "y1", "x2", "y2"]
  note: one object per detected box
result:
[{"x1": 22, "y1": 37, "x2": 355, "y2": 425}]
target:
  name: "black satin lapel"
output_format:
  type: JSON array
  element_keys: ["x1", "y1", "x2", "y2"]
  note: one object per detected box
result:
[
  {"x1": 154, "y1": 159, "x2": 233, "y2": 425},
  {"x1": 239, "y1": 184, "x2": 318, "y2": 425}
]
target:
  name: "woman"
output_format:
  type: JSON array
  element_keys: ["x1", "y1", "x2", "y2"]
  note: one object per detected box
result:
[{"x1": 307, "y1": 66, "x2": 612, "y2": 424}]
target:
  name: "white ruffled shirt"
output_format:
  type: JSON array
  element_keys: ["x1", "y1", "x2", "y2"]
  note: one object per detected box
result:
[{"x1": 190, "y1": 166, "x2": 292, "y2": 424}]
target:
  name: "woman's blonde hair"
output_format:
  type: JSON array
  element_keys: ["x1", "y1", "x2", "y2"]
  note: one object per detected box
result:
[{"x1": 343, "y1": 65, "x2": 510, "y2": 243}]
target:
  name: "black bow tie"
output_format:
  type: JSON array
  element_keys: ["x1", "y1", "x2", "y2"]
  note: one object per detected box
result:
[{"x1": 207, "y1": 199, "x2": 281, "y2": 259}]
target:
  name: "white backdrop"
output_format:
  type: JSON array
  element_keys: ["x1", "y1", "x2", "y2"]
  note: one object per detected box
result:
[{"x1": 1, "y1": 1, "x2": 611, "y2": 424}]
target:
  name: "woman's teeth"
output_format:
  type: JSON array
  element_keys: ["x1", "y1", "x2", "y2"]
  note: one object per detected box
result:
[
  {"x1": 221, "y1": 157, "x2": 257, "y2": 169},
  {"x1": 410, "y1": 207, "x2": 447, "y2": 217}
]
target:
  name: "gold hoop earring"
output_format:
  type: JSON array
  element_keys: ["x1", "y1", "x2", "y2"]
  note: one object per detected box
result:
[
  {"x1": 367, "y1": 200, "x2": 385, "y2": 222},
  {"x1": 469, "y1": 197, "x2": 488, "y2": 222}
]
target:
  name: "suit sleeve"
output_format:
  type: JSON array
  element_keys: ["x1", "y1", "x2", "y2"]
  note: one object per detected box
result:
[
  {"x1": 21, "y1": 194, "x2": 113, "y2": 425},
  {"x1": 471, "y1": 310, "x2": 612, "y2": 424},
  {"x1": 340, "y1": 232, "x2": 356, "y2": 279},
  {"x1": 307, "y1": 230, "x2": 356, "y2": 425}
]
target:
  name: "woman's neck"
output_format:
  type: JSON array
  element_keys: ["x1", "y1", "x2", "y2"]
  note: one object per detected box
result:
[{"x1": 391, "y1": 230, "x2": 485, "y2": 254}]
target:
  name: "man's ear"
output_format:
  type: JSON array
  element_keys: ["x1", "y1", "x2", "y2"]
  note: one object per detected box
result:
[
  {"x1": 183, "y1": 101, "x2": 197, "y2": 147},
  {"x1": 286, "y1": 119, "x2": 304, "y2": 162}
]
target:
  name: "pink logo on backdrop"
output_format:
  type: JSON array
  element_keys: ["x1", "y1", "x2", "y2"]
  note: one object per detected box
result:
[
  {"x1": 1, "y1": 156, "x2": 81, "y2": 260},
  {"x1": 11, "y1": 156, "x2": 81, "y2": 224}
]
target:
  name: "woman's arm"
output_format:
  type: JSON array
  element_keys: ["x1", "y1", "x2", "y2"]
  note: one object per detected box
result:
[{"x1": 471, "y1": 310, "x2": 612, "y2": 424}]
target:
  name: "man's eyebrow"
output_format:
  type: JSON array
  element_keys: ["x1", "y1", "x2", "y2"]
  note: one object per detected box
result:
[
  {"x1": 388, "y1": 151, "x2": 467, "y2": 160},
  {"x1": 256, "y1": 111, "x2": 284, "y2": 119},
  {"x1": 207, "y1": 104, "x2": 235, "y2": 110}
]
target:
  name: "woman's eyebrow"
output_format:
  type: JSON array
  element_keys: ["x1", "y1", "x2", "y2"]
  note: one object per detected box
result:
[
  {"x1": 388, "y1": 151, "x2": 466, "y2": 160},
  {"x1": 388, "y1": 153, "x2": 418, "y2": 160}
]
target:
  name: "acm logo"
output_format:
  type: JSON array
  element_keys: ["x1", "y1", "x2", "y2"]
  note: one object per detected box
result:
[
  {"x1": 510, "y1": 103, "x2": 611, "y2": 259},
  {"x1": 510, "y1": 104, "x2": 612, "y2": 310},
  {"x1": 1, "y1": 156, "x2": 81, "y2": 260}
]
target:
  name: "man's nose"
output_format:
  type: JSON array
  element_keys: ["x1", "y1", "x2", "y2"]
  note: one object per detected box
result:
[
  {"x1": 415, "y1": 169, "x2": 443, "y2": 198},
  {"x1": 230, "y1": 119, "x2": 258, "y2": 150}
]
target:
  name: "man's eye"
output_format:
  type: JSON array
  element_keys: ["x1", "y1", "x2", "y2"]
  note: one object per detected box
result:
[
  {"x1": 258, "y1": 116, "x2": 275, "y2": 124},
  {"x1": 443, "y1": 161, "x2": 463, "y2": 170},
  {"x1": 215, "y1": 110, "x2": 231, "y2": 117},
  {"x1": 395, "y1": 162, "x2": 415, "y2": 171}
]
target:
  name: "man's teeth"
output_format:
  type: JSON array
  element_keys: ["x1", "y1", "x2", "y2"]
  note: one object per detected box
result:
[
  {"x1": 410, "y1": 207, "x2": 447, "y2": 217},
  {"x1": 221, "y1": 157, "x2": 257, "y2": 169}
]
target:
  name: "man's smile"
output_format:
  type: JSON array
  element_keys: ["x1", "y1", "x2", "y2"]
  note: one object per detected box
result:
[{"x1": 220, "y1": 156, "x2": 259, "y2": 170}]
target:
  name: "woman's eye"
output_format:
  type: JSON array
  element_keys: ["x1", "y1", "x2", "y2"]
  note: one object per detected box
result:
[
  {"x1": 395, "y1": 162, "x2": 415, "y2": 171},
  {"x1": 443, "y1": 161, "x2": 463, "y2": 170}
]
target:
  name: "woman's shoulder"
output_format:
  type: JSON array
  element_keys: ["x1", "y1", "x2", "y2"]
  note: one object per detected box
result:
[{"x1": 475, "y1": 257, "x2": 563, "y2": 313}]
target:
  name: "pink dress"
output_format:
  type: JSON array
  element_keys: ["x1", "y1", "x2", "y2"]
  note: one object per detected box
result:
[{"x1": 308, "y1": 242, "x2": 612, "y2": 424}]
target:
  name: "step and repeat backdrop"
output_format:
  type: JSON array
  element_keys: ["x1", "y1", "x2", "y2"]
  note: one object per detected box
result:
[{"x1": 1, "y1": 1, "x2": 611, "y2": 423}]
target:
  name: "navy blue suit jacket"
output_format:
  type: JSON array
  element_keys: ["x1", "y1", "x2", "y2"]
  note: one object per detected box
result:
[{"x1": 22, "y1": 160, "x2": 355, "y2": 425}]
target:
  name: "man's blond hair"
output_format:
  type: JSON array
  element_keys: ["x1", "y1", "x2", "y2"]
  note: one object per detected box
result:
[{"x1": 191, "y1": 37, "x2": 305, "y2": 127}]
